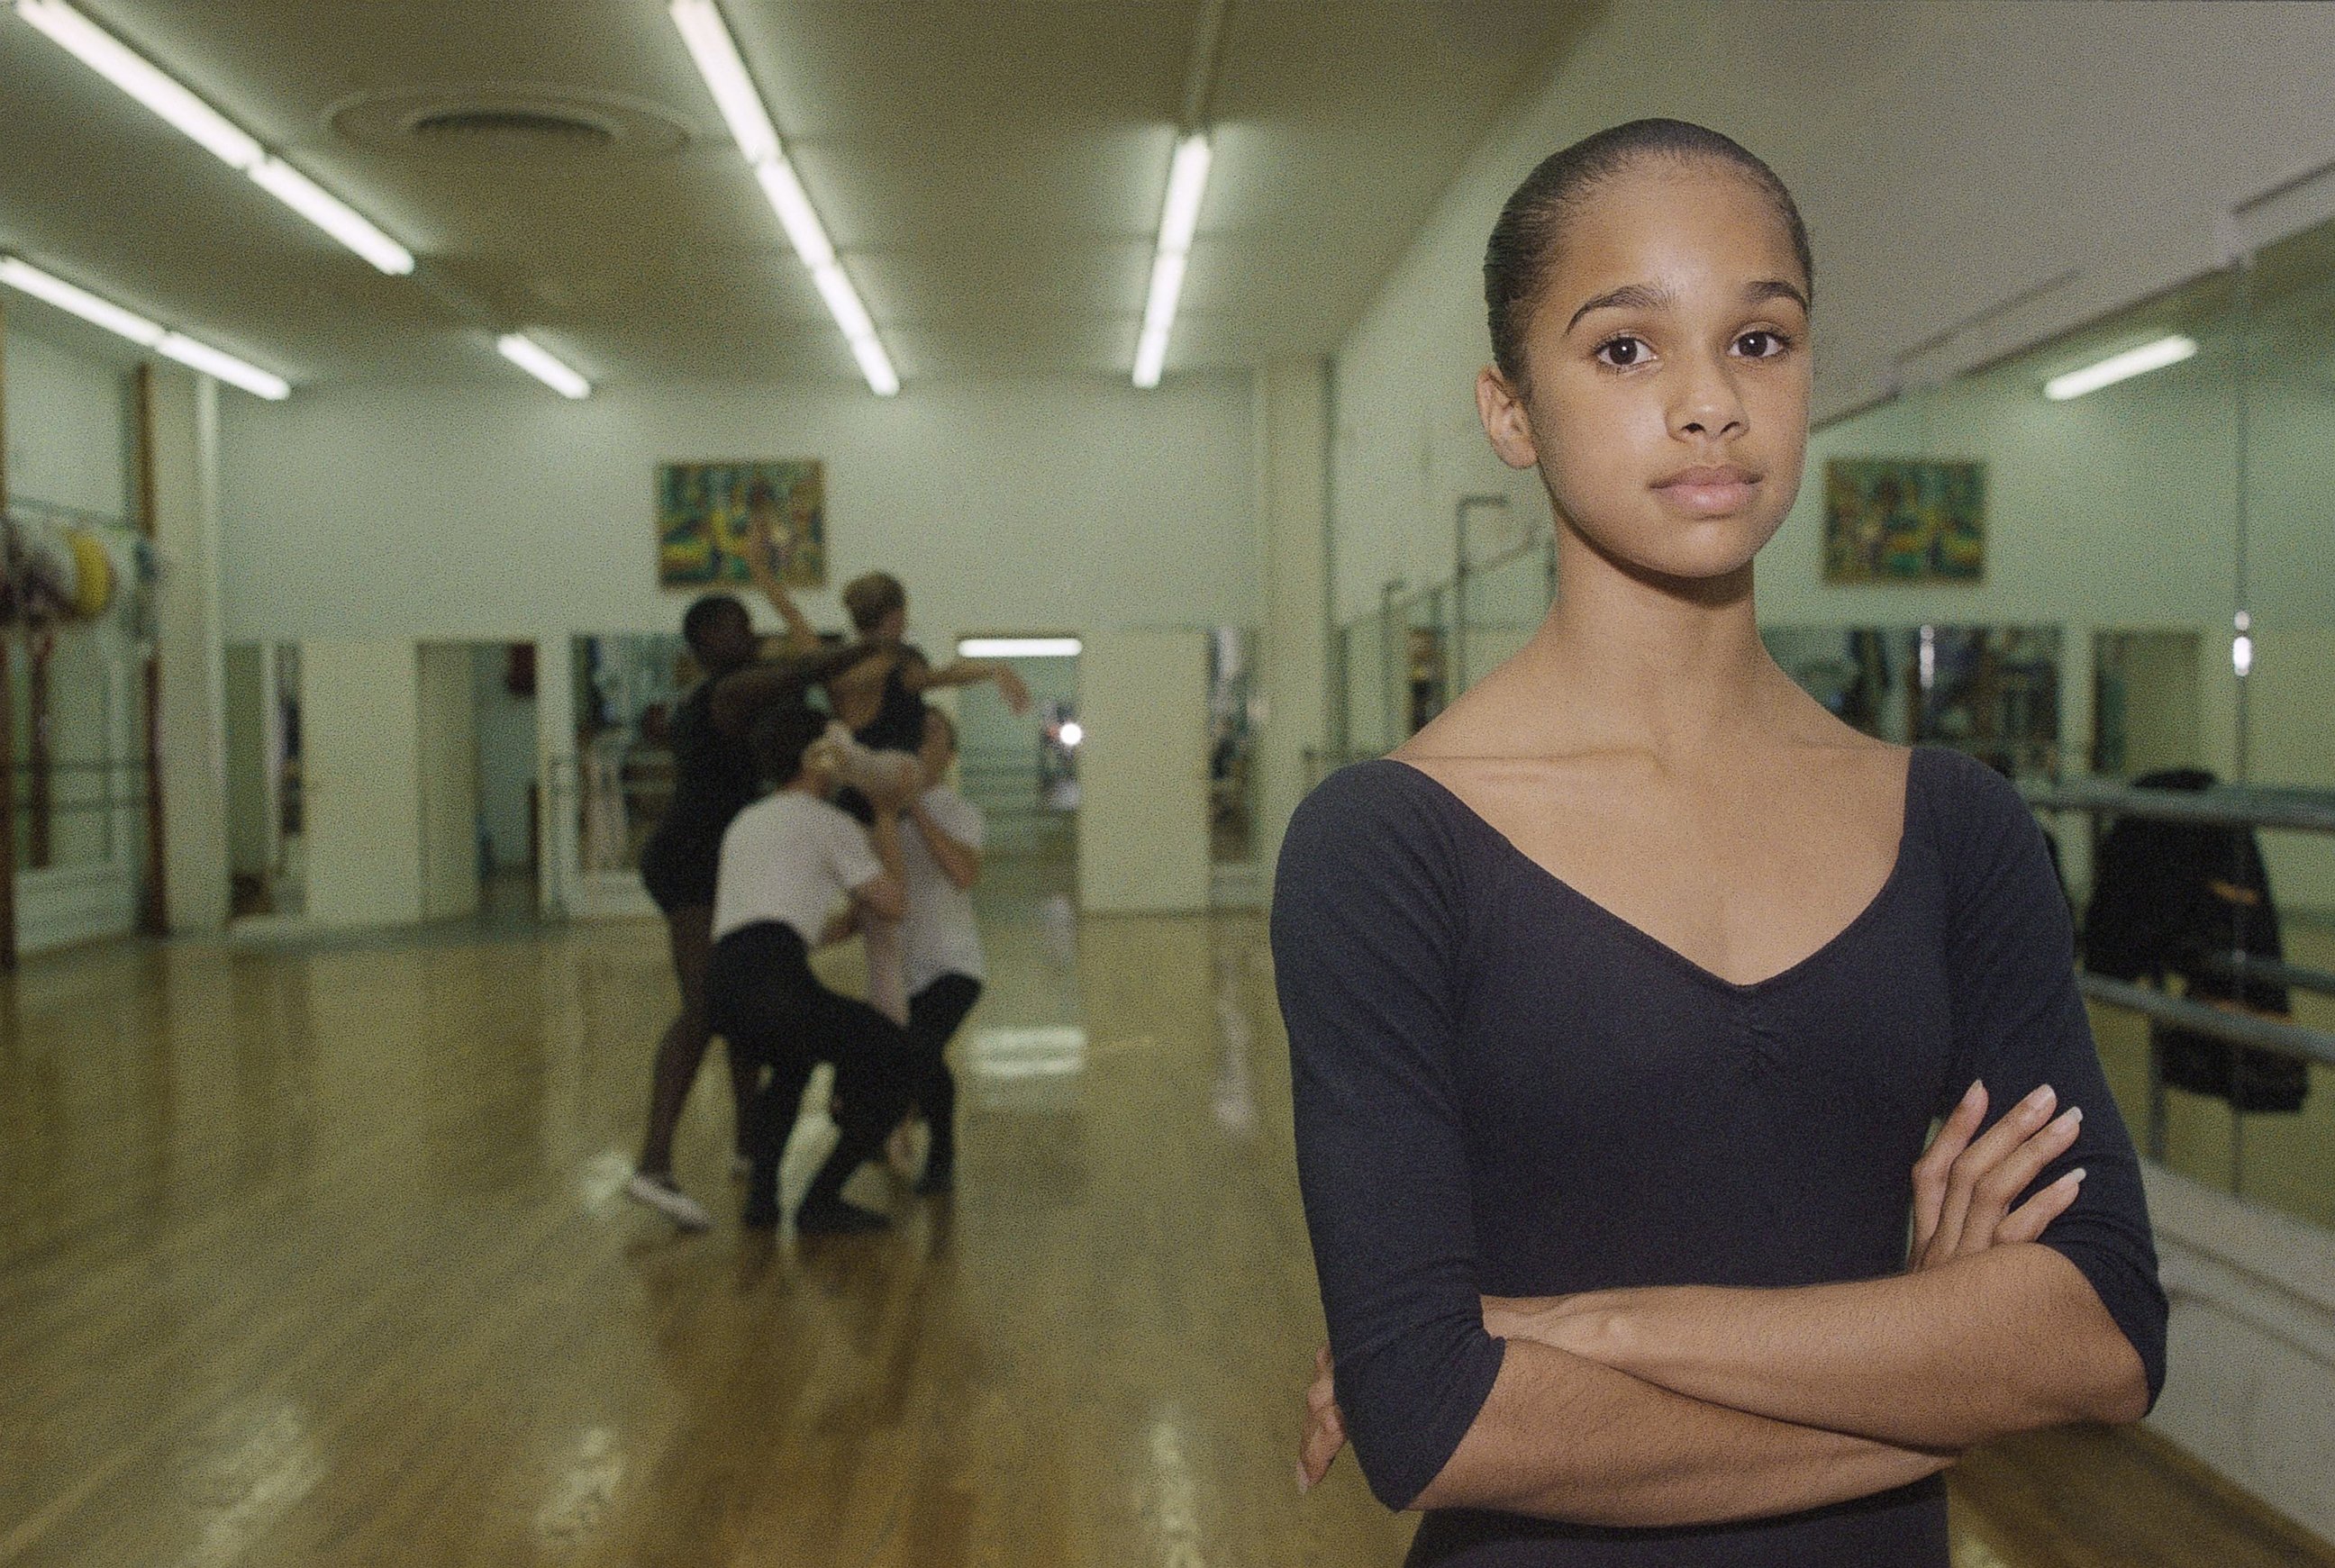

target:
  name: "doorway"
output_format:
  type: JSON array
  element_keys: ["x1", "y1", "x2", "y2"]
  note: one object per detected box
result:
[{"x1": 954, "y1": 636, "x2": 1081, "y2": 873}]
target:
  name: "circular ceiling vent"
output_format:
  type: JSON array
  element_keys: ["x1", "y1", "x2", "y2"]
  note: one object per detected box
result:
[
  {"x1": 329, "y1": 86, "x2": 692, "y2": 158},
  {"x1": 409, "y1": 108, "x2": 617, "y2": 146}
]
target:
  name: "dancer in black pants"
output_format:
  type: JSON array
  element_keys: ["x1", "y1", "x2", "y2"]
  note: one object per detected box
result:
[
  {"x1": 708, "y1": 707, "x2": 921, "y2": 1235},
  {"x1": 628, "y1": 589, "x2": 873, "y2": 1231},
  {"x1": 895, "y1": 707, "x2": 988, "y2": 1193}
]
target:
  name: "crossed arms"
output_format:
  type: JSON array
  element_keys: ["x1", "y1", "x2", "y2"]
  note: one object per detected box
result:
[{"x1": 1298, "y1": 1082, "x2": 2149, "y2": 1528}]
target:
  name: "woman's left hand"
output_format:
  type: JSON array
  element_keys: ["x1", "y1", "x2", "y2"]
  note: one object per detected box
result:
[{"x1": 1297, "y1": 1342, "x2": 1346, "y2": 1492}]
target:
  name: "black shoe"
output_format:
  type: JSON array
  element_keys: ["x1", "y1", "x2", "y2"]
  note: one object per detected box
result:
[
  {"x1": 913, "y1": 1163, "x2": 955, "y2": 1196},
  {"x1": 795, "y1": 1198, "x2": 892, "y2": 1235}
]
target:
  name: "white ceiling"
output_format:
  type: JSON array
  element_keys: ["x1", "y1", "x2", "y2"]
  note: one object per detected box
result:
[{"x1": 0, "y1": 1, "x2": 1585, "y2": 393}]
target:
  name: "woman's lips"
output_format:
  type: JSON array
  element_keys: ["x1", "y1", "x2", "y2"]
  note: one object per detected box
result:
[{"x1": 1652, "y1": 465, "x2": 1760, "y2": 516}]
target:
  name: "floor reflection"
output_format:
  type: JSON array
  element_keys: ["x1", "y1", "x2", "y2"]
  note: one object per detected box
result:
[{"x1": 0, "y1": 855, "x2": 2319, "y2": 1566}]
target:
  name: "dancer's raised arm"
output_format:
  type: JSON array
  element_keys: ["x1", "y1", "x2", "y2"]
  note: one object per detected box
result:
[
  {"x1": 902, "y1": 653, "x2": 1031, "y2": 714},
  {"x1": 745, "y1": 509, "x2": 821, "y2": 656},
  {"x1": 709, "y1": 639, "x2": 874, "y2": 738}
]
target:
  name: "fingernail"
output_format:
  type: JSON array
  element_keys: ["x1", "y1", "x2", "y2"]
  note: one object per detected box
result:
[
  {"x1": 2024, "y1": 1084, "x2": 2057, "y2": 1115},
  {"x1": 1295, "y1": 1463, "x2": 1312, "y2": 1495},
  {"x1": 2067, "y1": 1166, "x2": 2087, "y2": 1184}
]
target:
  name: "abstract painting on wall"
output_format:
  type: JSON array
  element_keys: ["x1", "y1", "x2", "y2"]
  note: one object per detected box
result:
[
  {"x1": 1822, "y1": 458, "x2": 1985, "y2": 584},
  {"x1": 655, "y1": 459, "x2": 824, "y2": 588}
]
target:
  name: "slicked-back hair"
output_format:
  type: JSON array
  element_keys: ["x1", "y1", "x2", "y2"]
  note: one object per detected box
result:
[{"x1": 1484, "y1": 118, "x2": 1813, "y2": 390}]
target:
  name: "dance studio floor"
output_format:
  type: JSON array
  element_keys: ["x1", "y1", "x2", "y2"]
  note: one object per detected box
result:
[{"x1": 1, "y1": 857, "x2": 2328, "y2": 1568}]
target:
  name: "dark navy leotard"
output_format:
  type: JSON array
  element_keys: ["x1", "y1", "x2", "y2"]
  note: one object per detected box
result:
[{"x1": 1271, "y1": 747, "x2": 2165, "y2": 1566}]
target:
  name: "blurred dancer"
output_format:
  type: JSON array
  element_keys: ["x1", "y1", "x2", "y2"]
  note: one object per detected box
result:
[
  {"x1": 626, "y1": 590, "x2": 870, "y2": 1231},
  {"x1": 711, "y1": 707, "x2": 921, "y2": 1234},
  {"x1": 895, "y1": 708, "x2": 987, "y2": 1194},
  {"x1": 823, "y1": 572, "x2": 1026, "y2": 1026}
]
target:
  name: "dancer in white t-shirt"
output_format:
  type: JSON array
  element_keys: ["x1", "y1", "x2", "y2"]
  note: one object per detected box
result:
[
  {"x1": 895, "y1": 708, "x2": 988, "y2": 1194},
  {"x1": 706, "y1": 707, "x2": 922, "y2": 1234}
]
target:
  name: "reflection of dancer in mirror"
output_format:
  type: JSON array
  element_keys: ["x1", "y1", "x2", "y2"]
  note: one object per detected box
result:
[
  {"x1": 626, "y1": 590, "x2": 875, "y2": 1232},
  {"x1": 1275, "y1": 121, "x2": 2162, "y2": 1563},
  {"x1": 892, "y1": 707, "x2": 987, "y2": 1194}
]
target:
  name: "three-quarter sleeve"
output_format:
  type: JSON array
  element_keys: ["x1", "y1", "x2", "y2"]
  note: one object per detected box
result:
[
  {"x1": 1930, "y1": 751, "x2": 2168, "y2": 1404},
  {"x1": 1272, "y1": 764, "x2": 1506, "y2": 1509}
]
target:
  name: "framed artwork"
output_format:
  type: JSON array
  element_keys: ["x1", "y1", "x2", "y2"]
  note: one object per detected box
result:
[
  {"x1": 655, "y1": 459, "x2": 824, "y2": 588},
  {"x1": 1822, "y1": 458, "x2": 1985, "y2": 584}
]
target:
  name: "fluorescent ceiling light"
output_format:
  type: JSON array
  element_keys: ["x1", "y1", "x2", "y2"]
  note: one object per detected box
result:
[
  {"x1": 2044, "y1": 334, "x2": 2197, "y2": 401},
  {"x1": 1, "y1": 255, "x2": 288, "y2": 397},
  {"x1": 753, "y1": 156, "x2": 835, "y2": 269},
  {"x1": 959, "y1": 637, "x2": 1082, "y2": 659},
  {"x1": 248, "y1": 157, "x2": 414, "y2": 276},
  {"x1": 668, "y1": 0, "x2": 778, "y2": 164},
  {"x1": 1133, "y1": 132, "x2": 1212, "y2": 389},
  {"x1": 154, "y1": 331, "x2": 290, "y2": 399},
  {"x1": 668, "y1": 0, "x2": 896, "y2": 396},
  {"x1": 14, "y1": 0, "x2": 413, "y2": 276},
  {"x1": 14, "y1": 0, "x2": 259, "y2": 167},
  {"x1": 846, "y1": 332, "x2": 900, "y2": 398},
  {"x1": 0, "y1": 253, "x2": 163, "y2": 343},
  {"x1": 496, "y1": 333, "x2": 591, "y2": 399}
]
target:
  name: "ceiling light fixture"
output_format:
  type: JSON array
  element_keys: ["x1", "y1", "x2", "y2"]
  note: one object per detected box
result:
[
  {"x1": 959, "y1": 637, "x2": 1083, "y2": 659},
  {"x1": 1132, "y1": 132, "x2": 1212, "y2": 389},
  {"x1": 2043, "y1": 334, "x2": 2197, "y2": 401},
  {"x1": 668, "y1": 0, "x2": 897, "y2": 396},
  {"x1": 496, "y1": 333, "x2": 591, "y2": 399},
  {"x1": 0, "y1": 255, "x2": 289, "y2": 398},
  {"x1": 14, "y1": 0, "x2": 414, "y2": 276}
]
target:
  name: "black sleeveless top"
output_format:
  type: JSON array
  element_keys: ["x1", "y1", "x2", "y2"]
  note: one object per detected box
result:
[
  {"x1": 640, "y1": 678, "x2": 759, "y2": 906},
  {"x1": 854, "y1": 646, "x2": 930, "y2": 753},
  {"x1": 834, "y1": 648, "x2": 931, "y2": 824}
]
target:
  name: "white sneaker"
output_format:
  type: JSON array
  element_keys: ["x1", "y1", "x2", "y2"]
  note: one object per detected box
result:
[{"x1": 625, "y1": 1172, "x2": 713, "y2": 1231}]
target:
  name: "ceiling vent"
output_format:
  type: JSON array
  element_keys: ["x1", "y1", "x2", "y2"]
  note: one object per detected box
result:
[
  {"x1": 408, "y1": 108, "x2": 618, "y2": 147},
  {"x1": 330, "y1": 86, "x2": 691, "y2": 158}
]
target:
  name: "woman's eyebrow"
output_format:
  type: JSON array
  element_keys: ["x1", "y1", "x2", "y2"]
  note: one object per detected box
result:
[
  {"x1": 1747, "y1": 278, "x2": 1809, "y2": 312},
  {"x1": 1564, "y1": 277, "x2": 1808, "y2": 333},
  {"x1": 1565, "y1": 282, "x2": 1672, "y2": 331}
]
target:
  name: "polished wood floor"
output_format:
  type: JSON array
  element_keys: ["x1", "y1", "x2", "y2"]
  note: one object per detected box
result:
[{"x1": 1, "y1": 860, "x2": 2327, "y2": 1567}]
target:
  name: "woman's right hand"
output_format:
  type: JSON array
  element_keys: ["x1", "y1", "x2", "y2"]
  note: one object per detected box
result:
[{"x1": 1909, "y1": 1080, "x2": 2086, "y2": 1270}]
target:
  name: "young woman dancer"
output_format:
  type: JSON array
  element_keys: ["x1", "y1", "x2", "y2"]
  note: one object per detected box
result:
[
  {"x1": 627, "y1": 593, "x2": 874, "y2": 1230},
  {"x1": 1273, "y1": 121, "x2": 2163, "y2": 1565},
  {"x1": 893, "y1": 707, "x2": 988, "y2": 1195},
  {"x1": 709, "y1": 706, "x2": 922, "y2": 1235},
  {"x1": 822, "y1": 571, "x2": 1028, "y2": 1026},
  {"x1": 825, "y1": 572, "x2": 1033, "y2": 751}
]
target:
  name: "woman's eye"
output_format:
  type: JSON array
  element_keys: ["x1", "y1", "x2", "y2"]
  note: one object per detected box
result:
[
  {"x1": 1595, "y1": 336, "x2": 1649, "y2": 368},
  {"x1": 1735, "y1": 330, "x2": 1790, "y2": 358}
]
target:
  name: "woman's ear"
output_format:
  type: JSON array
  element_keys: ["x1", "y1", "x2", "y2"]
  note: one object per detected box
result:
[{"x1": 1476, "y1": 367, "x2": 1540, "y2": 471}]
